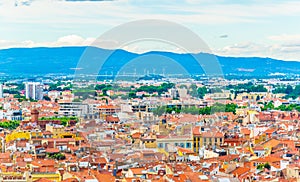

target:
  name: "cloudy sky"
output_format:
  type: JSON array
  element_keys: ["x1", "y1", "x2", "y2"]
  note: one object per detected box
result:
[{"x1": 1, "y1": 0, "x2": 300, "y2": 61}]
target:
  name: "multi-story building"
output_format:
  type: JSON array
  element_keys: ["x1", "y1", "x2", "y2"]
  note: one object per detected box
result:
[
  {"x1": 46, "y1": 123, "x2": 64, "y2": 138},
  {"x1": 98, "y1": 105, "x2": 120, "y2": 119},
  {"x1": 0, "y1": 83, "x2": 3, "y2": 98},
  {"x1": 156, "y1": 135, "x2": 193, "y2": 151},
  {"x1": 193, "y1": 126, "x2": 224, "y2": 153},
  {"x1": 25, "y1": 82, "x2": 44, "y2": 100},
  {"x1": 287, "y1": 164, "x2": 300, "y2": 181},
  {"x1": 0, "y1": 109, "x2": 22, "y2": 121},
  {"x1": 58, "y1": 101, "x2": 88, "y2": 117}
]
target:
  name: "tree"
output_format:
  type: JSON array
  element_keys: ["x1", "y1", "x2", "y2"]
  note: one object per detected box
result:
[
  {"x1": 256, "y1": 95, "x2": 260, "y2": 101},
  {"x1": 47, "y1": 153, "x2": 66, "y2": 160},
  {"x1": 189, "y1": 84, "x2": 198, "y2": 97},
  {"x1": 264, "y1": 163, "x2": 271, "y2": 170},
  {"x1": 181, "y1": 107, "x2": 199, "y2": 115},
  {"x1": 225, "y1": 103, "x2": 237, "y2": 114},
  {"x1": 128, "y1": 92, "x2": 137, "y2": 98},
  {"x1": 152, "y1": 106, "x2": 167, "y2": 116},
  {"x1": 0, "y1": 120, "x2": 20, "y2": 130},
  {"x1": 257, "y1": 164, "x2": 264, "y2": 170},
  {"x1": 198, "y1": 103, "x2": 237, "y2": 115},
  {"x1": 43, "y1": 95, "x2": 51, "y2": 101},
  {"x1": 199, "y1": 106, "x2": 211, "y2": 115},
  {"x1": 166, "y1": 106, "x2": 180, "y2": 114},
  {"x1": 286, "y1": 85, "x2": 293, "y2": 94},
  {"x1": 40, "y1": 116, "x2": 78, "y2": 126},
  {"x1": 262, "y1": 102, "x2": 274, "y2": 111},
  {"x1": 179, "y1": 85, "x2": 187, "y2": 89},
  {"x1": 197, "y1": 87, "x2": 208, "y2": 99},
  {"x1": 210, "y1": 87, "x2": 222, "y2": 93}
]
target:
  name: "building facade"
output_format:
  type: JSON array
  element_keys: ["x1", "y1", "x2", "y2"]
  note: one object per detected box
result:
[{"x1": 25, "y1": 82, "x2": 43, "y2": 100}]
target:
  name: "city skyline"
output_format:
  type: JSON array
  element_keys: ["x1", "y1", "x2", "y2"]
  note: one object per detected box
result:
[{"x1": 2, "y1": 1, "x2": 300, "y2": 181}]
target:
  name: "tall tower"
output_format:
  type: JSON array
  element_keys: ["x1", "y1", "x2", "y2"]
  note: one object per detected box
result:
[
  {"x1": 31, "y1": 109, "x2": 39, "y2": 123},
  {"x1": 25, "y1": 82, "x2": 43, "y2": 100},
  {"x1": 0, "y1": 83, "x2": 3, "y2": 98}
]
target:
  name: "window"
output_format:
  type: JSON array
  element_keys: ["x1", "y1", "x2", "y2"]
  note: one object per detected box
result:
[
  {"x1": 158, "y1": 143, "x2": 163, "y2": 148},
  {"x1": 186, "y1": 143, "x2": 191, "y2": 148}
]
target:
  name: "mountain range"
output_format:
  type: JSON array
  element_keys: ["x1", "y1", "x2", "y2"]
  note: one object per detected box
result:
[{"x1": 0, "y1": 46, "x2": 299, "y2": 78}]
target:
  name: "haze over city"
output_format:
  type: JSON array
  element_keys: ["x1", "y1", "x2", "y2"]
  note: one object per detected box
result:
[{"x1": 1, "y1": 1, "x2": 300, "y2": 182}]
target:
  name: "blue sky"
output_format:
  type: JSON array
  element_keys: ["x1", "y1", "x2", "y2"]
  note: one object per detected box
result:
[{"x1": 1, "y1": 0, "x2": 300, "y2": 61}]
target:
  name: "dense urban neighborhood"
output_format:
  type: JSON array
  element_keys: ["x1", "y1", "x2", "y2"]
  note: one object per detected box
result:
[
  {"x1": 2, "y1": 0, "x2": 300, "y2": 181},
  {"x1": 0, "y1": 77, "x2": 300, "y2": 181}
]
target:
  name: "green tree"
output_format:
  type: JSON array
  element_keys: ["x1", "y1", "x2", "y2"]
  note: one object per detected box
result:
[
  {"x1": 181, "y1": 106, "x2": 199, "y2": 115},
  {"x1": 152, "y1": 106, "x2": 167, "y2": 116},
  {"x1": 128, "y1": 92, "x2": 137, "y2": 98},
  {"x1": 189, "y1": 84, "x2": 198, "y2": 97},
  {"x1": 286, "y1": 85, "x2": 293, "y2": 94},
  {"x1": 0, "y1": 120, "x2": 20, "y2": 130},
  {"x1": 197, "y1": 87, "x2": 208, "y2": 99},
  {"x1": 262, "y1": 101, "x2": 274, "y2": 111},
  {"x1": 199, "y1": 106, "x2": 211, "y2": 115},
  {"x1": 264, "y1": 163, "x2": 271, "y2": 170},
  {"x1": 225, "y1": 103, "x2": 238, "y2": 114},
  {"x1": 43, "y1": 95, "x2": 51, "y2": 101}
]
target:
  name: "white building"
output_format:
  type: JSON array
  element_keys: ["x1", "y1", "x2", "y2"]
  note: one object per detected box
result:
[
  {"x1": 25, "y1": 82, "x2": 43, "y2": 100},
  {"x1": 0, "y1": 83, "x2": 3, "y2": 98},
  {"x1": 58, "y1": 101, "x2": 88, "y2": 117}
]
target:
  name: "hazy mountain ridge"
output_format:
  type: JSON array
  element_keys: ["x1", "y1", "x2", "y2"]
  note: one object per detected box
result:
[{"x1": 0, "y1": 46, "x2": 299, "y2": 77}]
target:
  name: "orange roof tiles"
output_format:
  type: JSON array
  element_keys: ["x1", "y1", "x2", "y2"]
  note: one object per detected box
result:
[
  {"x1": 106, "y1": 115, "x2": 120, "y2": 122},
  {"x1": 31, "y1": 159, "x2": 56, "y2": 167},
  {"x1": 254, "y1": 156, "x2": 281, "y2": 163},
  {"x1": 61, "y1": 178, "x2": 79, "y2": 182},
  {"x1": 46, "y1": 148, "x2": 60, "y2": 153},
  {"x1": 193, "y1": 126, "x2": 201, "y2": 135},
  {"x1": 129, "y1": 167, "x2": 147, "y2": 175},
  {"x1": 241, "y1": 128, "x2": 251, "y2": 135},
  {"x1": 230, "y1": 167, "x2": 250, "y2": 176},
  {"x1": 93, "y1": 172, "x2": 115, "y2": 182},
  {"x1": 34, "y1": 178, "x2": 54, "y2": 182},
  {"x1": 98, "y1": 105, "x2": 118, "y2": 109}
]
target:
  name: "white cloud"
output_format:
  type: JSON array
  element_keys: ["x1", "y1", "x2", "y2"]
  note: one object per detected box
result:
[
  {"x1": 1, "y1": 1, "x2": 300, "y2": 61},
  {"x1": 2, "y1": 35, "x2": 300, "y2": 61},
  {"x1": 214, "y1": 41, "x2": 300, "y2": 61},
  {"x1": 0, "y1": 35, "x2": 95, "y2": 49},
  {"x1": 2, "y1": 0, "x2": 300, "y2": 26},
  {"x1": 268, "y1": 34, "x2": 300, "y2": 44},
  {"x1": 55, "y1": 35, "x2": 95, "y2": 46}
]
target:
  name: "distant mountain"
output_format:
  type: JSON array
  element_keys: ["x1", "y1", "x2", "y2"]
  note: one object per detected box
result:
[{"x1": 0, "y1": 46, "x2": 299, "y2": 78}]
